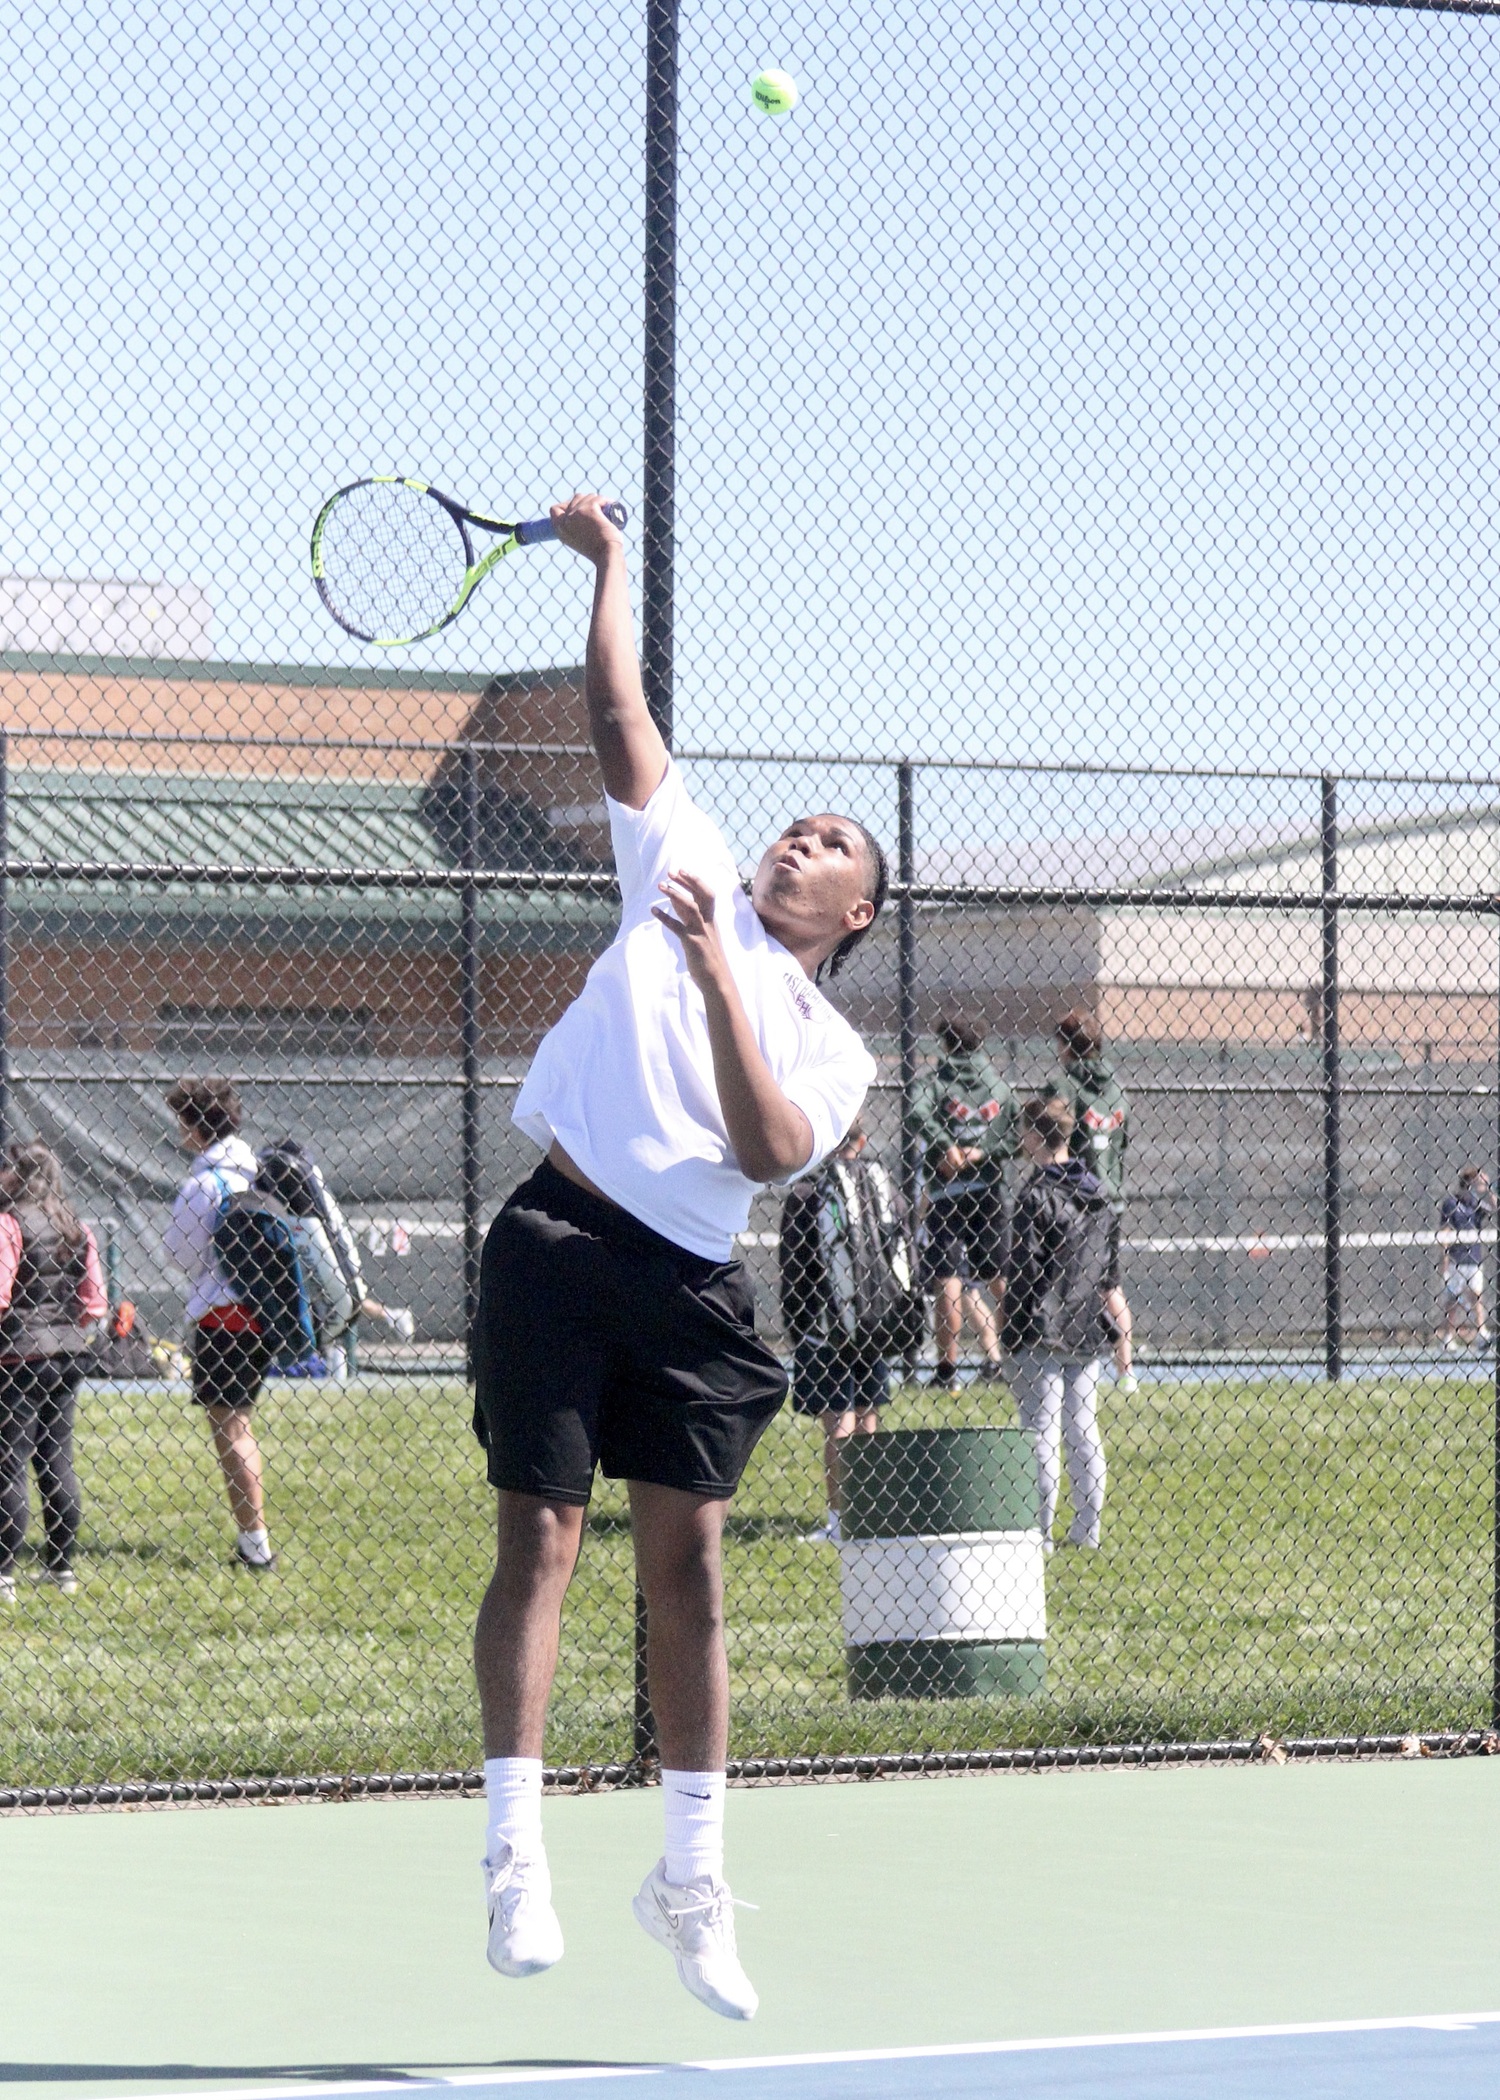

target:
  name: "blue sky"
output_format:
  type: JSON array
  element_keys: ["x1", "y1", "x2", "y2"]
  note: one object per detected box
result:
[{"x1": 3, "y1": 0, "x2": 1500, "y2": 809}]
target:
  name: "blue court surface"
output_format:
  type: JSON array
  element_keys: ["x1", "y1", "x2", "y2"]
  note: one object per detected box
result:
[
  {"x1": 7, "y1": 1763, "x2": 1500, "y2": 2100},
  {"x1": 92, "y1": 2019, "x2": 1500, "y2": 2100}
]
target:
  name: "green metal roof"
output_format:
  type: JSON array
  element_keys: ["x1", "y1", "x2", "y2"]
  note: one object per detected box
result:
[
  {"x1": 5, "y1": 768, "x2": 615, "y2": 954},
  {"x1": 10, "y1": 767, "x2": 442, "y2": 872}
]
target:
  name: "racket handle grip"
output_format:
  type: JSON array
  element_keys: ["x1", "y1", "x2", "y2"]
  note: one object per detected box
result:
[{"x1": 516, "y1": 500, "x2": 629, "y2": 547}]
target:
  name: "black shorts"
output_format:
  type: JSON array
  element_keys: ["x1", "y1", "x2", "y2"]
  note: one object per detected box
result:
[
  {"x1": 791, "y1": 1339, "x2": 891, "y2": 1417},
  {"x1": 472, "y1": 1159, "x2": 788, "y2": 1505},
  {"x1": 922, "y1": 1185, "x2": 1006, "y2": 1285},
  {"x1": 190, "y1": 1324, "x2": 269, "y2": 1411}
]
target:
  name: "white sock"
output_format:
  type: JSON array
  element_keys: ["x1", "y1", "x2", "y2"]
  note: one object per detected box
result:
[
  {"x1": 485, "y1": 1756, "x2": 544, "y2": 1865},
  {"x1": 236, "y1": 1527, "x2": 271, "y2": 1563},
  {"x1": 662, "y1": 1768, "x2": 726, "y2": 1886}
]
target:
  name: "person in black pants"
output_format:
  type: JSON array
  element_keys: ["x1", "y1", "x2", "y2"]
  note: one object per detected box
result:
[{"x1": 0, "y1": 1142, "x2": 107, "y2": 1602}]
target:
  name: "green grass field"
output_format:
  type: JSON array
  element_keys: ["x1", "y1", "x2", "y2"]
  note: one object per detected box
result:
[{"x1": 1, "y1": 1369, "x2": 1493, "y2": 1787}]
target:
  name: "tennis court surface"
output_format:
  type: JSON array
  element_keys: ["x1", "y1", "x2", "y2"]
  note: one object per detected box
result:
[{"x1": 5, "y1": 1758, "x2": 1498, "y2": 2100}]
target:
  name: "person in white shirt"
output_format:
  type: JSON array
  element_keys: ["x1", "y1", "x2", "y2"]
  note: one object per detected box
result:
[
  {"x1": 471, "y1": 494, "x2": 885, "y2": 2021},
  {"x1": 161, "y1": 1078, "x2": 276, "y2": 1573}
]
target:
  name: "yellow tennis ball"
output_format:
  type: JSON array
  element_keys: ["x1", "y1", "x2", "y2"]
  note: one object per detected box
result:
[{"x1": 750, "y1": 68, "x2": 798, "y2": 116}]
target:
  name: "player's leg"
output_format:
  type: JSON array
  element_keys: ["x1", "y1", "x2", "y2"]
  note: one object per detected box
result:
[
  {"x1": 1104, "y1": 1216, "x2": 1138, "y2": 1391},
  {"x1": 964, "y1": 1191, "x2": 1005, "y2": 1383},
  {"x1": 0, "y1": 1362, "x2": 41, "y2": 1603},
  {"x1": 1442, "y1": 1269, "x2": 1463, "y2": 1345},
  {"x1": 961, "y1": 1283, "x2": 1001, "y2": 1364},
  {"x1": 474, "y1": 1491, "x2": 587, "y2": 1757},
  {"x1": 469, "y1": 1164, "x2": 610, "y2": 1981},
  {"x1": 1060, "y1": 1359, "x2": 1106, "y2": 1547},
  {"x1": 1010, "y1": 1348, "x2": 1063, "y2": 1543},
  {"x1": 630, "y1": 1481, "x2": 730, "y2": 1769},
  {"x1": 932, "y1": 1275, "x2": 963, "y2": 1382},
  {"x1": 192, "y1": 1325, "x2": 273, "y2": 1569},
  {"x1": 613, "y1": 1246, "x2": 783, "y2": 2022},
  {"x1": 629, "y1": 1481, "x2": 758, "y2": 2020},
  {"x1": 30, "y1": 1361, "x2": 83, "y2": 1588},
  {"x1": 819, "y1": 1407, "x2": 856, "y2": 1534},
  {"x1": 205, "y1": 1404, "x2": 272, "y2": 1564}
]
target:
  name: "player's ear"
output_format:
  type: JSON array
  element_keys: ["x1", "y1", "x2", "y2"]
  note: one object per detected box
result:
[{"x1": 844, "y1": 897, "x2": 876, "y2": 933}]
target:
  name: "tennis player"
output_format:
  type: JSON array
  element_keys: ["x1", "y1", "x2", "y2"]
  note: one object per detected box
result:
[{"x1": 471, "y1": 493, "x2": 885, "y2": 2020}]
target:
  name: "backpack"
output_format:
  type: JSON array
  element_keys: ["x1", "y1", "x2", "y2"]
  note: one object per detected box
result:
[
  {"x1": 781, "y1": 1157, "x2": 924, "y2": 1358},
  {"x1": 210, "y1": 1177, "x2": 319, "y2": 1373},
  {"x1": 254, "y1": 1140, "x2": 364, "y2": 1337}
]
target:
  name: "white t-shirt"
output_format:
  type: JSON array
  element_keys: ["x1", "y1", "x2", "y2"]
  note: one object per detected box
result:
[{"x1": 514, "y1": 761, "x2": 876, "y2": 1260}]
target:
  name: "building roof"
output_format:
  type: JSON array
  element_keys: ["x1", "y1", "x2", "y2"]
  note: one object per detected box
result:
[{"x1": 5, "y1": 766, "x2": 615, "y2": 952}]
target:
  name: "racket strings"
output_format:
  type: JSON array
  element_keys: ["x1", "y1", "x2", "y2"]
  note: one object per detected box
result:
[{"x1": 317, "y1": 482, "x2": 470, "y2": 643}]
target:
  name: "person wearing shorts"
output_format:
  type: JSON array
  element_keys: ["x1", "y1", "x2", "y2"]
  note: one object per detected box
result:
[
  {"x1": 912, "y1": 1015, "x2": 1018, "y2": 1389},
  {"x1": 470, "y1": 495, "x2": 884, "y2": 2022},
  {"x1": 162, "y1": 1078, "x2": 275, "y2": 1572},
  {"x1": 1440, "y1": 1166, "x2": 1491, "y2": 1351}
]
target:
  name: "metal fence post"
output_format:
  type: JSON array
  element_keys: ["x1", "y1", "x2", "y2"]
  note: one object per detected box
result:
[
  {"x1": 635, "y1": 8, "x2": 677, "y2": 1760},
  {"x1": 1321, "y1": 773, "x2": 1341, "y2": 1382},
  {"x1": 642, "y1": 0, "x2": 677, "y2": 748},
  {"x1": 460, "y1": 745, "x2": 481, "y2": 1381},
  {"x1": 897, "y1": 763, "x2": 919, "y2": 1375}
]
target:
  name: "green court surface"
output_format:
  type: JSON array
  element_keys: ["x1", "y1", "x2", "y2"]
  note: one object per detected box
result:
[{"x1": 3, "y1": 1760, "x2": 1499, "y2": 2099}]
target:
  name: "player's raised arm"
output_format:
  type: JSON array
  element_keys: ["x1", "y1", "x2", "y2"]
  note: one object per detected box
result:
[{"x1": 550, "y1": 493, "x2": 667, "y2": 810}]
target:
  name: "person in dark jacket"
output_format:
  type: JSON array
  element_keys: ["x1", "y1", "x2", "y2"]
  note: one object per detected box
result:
[
  {"x1": 1050, "y1": 1010, "x2": 1135, "y2": 1394},
  {"x1": 1000, "y1": 1097, "x2": 1113, "y2": 1550},
  {"x1": 779, "y1": 1120, "x2": 916, "y2": 1543},
  {"x1": 0, "y1": 1142, "x2": 107, "y2": 1601},
  {"x1": 911, "y1": 1015, "x2": 1020, "y2": 1390}
]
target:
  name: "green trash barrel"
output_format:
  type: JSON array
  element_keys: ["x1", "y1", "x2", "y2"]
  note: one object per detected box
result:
[{"x1": 838, "y1": 1427, "x2": 1046, "y2": 1699}]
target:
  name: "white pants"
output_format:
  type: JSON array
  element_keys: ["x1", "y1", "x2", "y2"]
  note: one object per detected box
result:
[{"x1": 1010, "y1": 1349, "x2": 1107, "y2": 1547}]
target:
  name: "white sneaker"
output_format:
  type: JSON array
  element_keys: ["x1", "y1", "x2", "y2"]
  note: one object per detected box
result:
[
  {"x1": 386, "y1": 1307, "x2": 416, "y2": 1342},
  {"x1": 41, "y1": 1566, "x2": 78, "y2": 1594},
  {"x1": 1443, "y1": 1334, "x2": 1462, "y2": 1353},
  {"x1": 0, "y1": 1574, "x2": 14, "y2": 1604},
  {"x1": 803, "y1": 1509, "x2": 842, "y2": 1544},
  {"x1": 1115, "y1": 1370, "x2": 1139, "y2": 1395},
  {"x1": 482, "y1": 1845, "x2": 563, "y2": 1978},
  {"x1": 632, "y1": 1858, "x2": 758, "y2": 2020}
]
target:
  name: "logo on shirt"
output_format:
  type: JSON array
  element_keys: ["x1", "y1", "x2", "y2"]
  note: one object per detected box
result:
[
  {"x1": 784, "y1": 972, "x2": 816, "y2": 1021},
  {"x1": 979, "y1": 1099, "x2": 1001, "y2": 1122},
  {"x1": 1082, "y1": 1106, "x2": 1125, "y2": 1135}
]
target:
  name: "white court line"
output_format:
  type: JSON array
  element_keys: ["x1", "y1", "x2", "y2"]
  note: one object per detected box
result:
[{"x1": 95, "y1": 2008, "x2": 1500, "y2": 2100}]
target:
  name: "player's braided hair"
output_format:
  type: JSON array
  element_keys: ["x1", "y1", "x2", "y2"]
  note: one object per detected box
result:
[{"x1": 820, "y1": 823, "x2": 890, "y2": 981}]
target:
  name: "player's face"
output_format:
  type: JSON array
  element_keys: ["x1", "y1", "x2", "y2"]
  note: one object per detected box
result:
[{"x1": 750, "y1": 814, "x2": 876, "y2": 956}]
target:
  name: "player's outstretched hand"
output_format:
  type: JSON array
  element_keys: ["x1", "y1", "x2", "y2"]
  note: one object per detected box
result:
[
  {"x1": 550, "y1": 492, "x2": 626, "y2": 562},
  {"x1": 653, "y1": 870, "x2": 729, "y2": 991}
]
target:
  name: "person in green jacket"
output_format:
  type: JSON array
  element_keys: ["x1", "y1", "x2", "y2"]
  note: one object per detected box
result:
[
  {"x1": 912, "y1": 1015, "x2": 1020, "y2": 1390},
  {"x1": 1050, "y1": 1010, "x2": 1136, "y2": 1393}
]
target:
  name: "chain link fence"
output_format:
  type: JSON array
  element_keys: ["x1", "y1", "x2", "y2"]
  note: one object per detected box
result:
[{"x1": 5, "y1": 0, "x2": 1500, "y2": 1790}]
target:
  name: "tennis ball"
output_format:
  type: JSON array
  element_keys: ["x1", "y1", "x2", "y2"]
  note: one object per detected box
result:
[{"x1": 750, "y1": 67, "x2": 798, "y2": 116}]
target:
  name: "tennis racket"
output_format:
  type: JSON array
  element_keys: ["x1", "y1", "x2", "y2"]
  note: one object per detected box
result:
[{"x1": 310, "y1": 477, "x2": 629, "y2": 647}]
